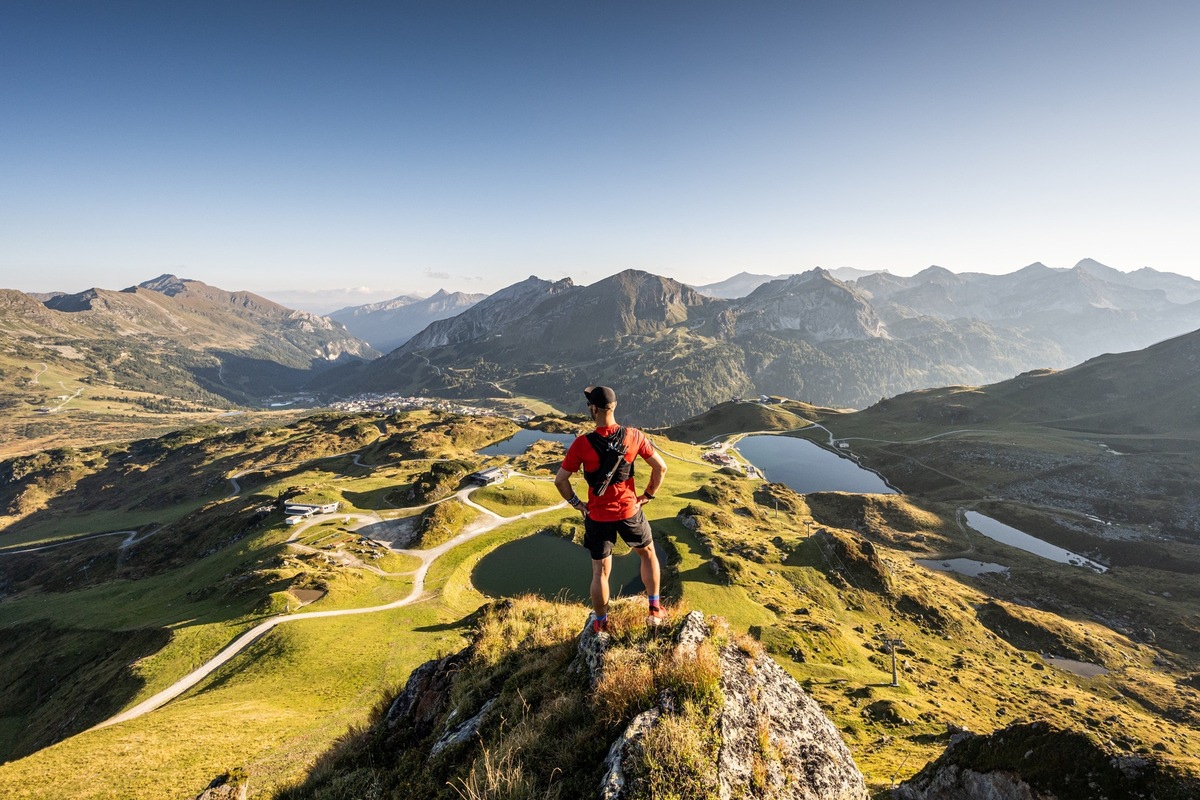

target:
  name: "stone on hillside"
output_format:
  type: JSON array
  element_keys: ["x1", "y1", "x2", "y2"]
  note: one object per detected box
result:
[
  {"x1": 579, "y1": 610, "x2": 870, "y2": 800},
  {"x1": 194, "y1": 770, "x2": 248, "y2": 800},
  {"x1": 385, "y1": 650, "x2": 470, "y2": 741}
]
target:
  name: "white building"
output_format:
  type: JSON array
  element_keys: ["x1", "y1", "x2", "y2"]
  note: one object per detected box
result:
[
  {"x1": 284, "y1": 501, "x2": 340, "y2": 517},
  {"x1": 470, "y1": 467, "x2": 505, "y2": 486}
]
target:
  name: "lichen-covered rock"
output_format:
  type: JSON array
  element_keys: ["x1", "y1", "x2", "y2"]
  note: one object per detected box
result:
[
  {"x1": 600, "y1": 708, "x2": 660, "y2": 800},
  {"x1": 430, "y1": 697, "x2": 497, "y2": 756},
  {"x1": 384, "y1": 650, "x2": 469, "y2": 741},
  {"x1": 716, "y1": 636, "x2": 869, "y2": 800},
  {"x1": 574, "y1": 612, "x2": 609, "y2": 686},
  {"x1": 597, "y1": 610, "x2": 869, "y2": 800}
]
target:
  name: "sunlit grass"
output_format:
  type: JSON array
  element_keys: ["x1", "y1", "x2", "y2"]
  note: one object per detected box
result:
[
  {"x1": 0, "y1": 605, "x2": 466, "y2": 800},
  {"x1": 469, "y1": 477, "x2": 564, "y2": 516},
  {"x1": 0, "y1": 498, "x2": 220, "y2": 549}
]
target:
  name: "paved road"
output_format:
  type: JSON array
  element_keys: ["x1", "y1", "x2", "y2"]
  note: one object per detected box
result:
[{"x1": 0, "y1": 528, "x2": 140, "y2": 556}]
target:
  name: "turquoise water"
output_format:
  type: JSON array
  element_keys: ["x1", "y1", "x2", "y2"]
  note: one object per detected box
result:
[
  {"x1": 478, "y1": 429, "x2": 577, "y2": 456},
  {"x1": 964, "y1": 511, "x2": 1107, "y2": 573},
  {"x1": 472, "y1": 532, "x2": 664, "y2": 601},
  {"x1": 734, "y1": 435, "x2": 897, "y2": 494}
]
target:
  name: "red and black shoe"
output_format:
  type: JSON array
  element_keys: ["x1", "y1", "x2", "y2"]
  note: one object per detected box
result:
[
  {"x1": 647, "y1": 605, "x2": 667, "y2": 627},
  {"x1": 592, "y1": 616, "x2": 609, "y2": 634}
]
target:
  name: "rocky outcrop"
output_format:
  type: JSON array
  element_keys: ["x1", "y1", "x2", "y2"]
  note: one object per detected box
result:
[
  {"x1": 384, "y1": 649, "x2": 471, "y2": 744},
  {"x1": 893, "y1": 721, "x2": 1200, "y2": 800},
  {"x1": 194, "y1": 770, "x2": 248, "y2": 800},
  {"x1": 580, "y1": 611, "x2": 869, "y2": 800},
  {"x1": 373, "y1": 606, "x2": 869, "y2": 800}
]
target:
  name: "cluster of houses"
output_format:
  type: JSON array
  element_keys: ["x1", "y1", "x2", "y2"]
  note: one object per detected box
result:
[
  {"x1": 285, "y1": 501, "x2": 341, "y2": 525},
  {"x1": 702, "y1": 449, "x2": 738, "y2": 467},
  {"x1": 701, "y1": 446, "x2": 759, "y2": 478},
  {"x1": 330, "y1": 393, "x2": 504, "y2": 418}
]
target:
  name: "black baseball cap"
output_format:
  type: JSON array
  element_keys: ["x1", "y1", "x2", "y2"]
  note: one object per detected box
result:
[{"x1": 583, "y1": 385, "x2": 617, "y2": 408}]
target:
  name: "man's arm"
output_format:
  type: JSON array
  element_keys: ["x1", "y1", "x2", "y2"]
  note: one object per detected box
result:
[
  {"x1": 639, "y1": 451, "x2": 667, "y2": 504},
  {"x1": 555, "y1": 467, "x2": 587, "y2": 515}
]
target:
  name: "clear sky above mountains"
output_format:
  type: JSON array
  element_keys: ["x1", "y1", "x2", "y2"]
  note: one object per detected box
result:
[{"x1": 2, "y1": 1, "x2": 1197, "y2": 309}]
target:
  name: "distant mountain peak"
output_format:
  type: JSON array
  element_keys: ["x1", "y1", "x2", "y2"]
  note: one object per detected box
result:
[
  {"x1": 1015, "y1": 261, "x2": 1052, "y2": 274},
  {"x1": 913, "y1": 265, "x2": 958, "y2": 283},
  {"x1": 693, "y1": 271, "x2": 796, "y2": 299},
  {"x1": 735, "y1": 267, "x2": 888, "y2": 341},
  {"x1": 135, "y1": 274, "x2": 195, "y2": 296}
]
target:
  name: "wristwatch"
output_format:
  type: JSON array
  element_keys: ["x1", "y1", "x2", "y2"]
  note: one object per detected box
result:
[
  {"x1": 642, "y1": 492, "x2": 655, "y2": 501},
  {"x1": 568, "y1": 495, "x2": 584, "y2": 508}
]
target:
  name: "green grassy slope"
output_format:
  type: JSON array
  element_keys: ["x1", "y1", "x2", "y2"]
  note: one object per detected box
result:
[{"x1": 0, "y1": 408, "x2": 1196, "y2": 799}]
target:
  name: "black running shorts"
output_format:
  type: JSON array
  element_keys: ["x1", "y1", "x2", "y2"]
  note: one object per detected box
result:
[{"x1": 582, "y1": 509, "x2": 653, "y2": 560}]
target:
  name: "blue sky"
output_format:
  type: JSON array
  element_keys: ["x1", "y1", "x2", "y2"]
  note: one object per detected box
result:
[{"x1": 2, "y1": 1, "x2": 1198, "y2": 311}]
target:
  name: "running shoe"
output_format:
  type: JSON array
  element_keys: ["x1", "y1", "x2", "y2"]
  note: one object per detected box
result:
[
  {"x1": 592, "y1": 616, "x2": 609, "y2": 634},
  {"x1": 647, "y1": 605, "x2": 667, "y2": 627}
]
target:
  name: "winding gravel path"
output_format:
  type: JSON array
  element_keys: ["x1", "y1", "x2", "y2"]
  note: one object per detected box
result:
[{"x1": 90, "y1": 486, "x2": 568, "y2": 731}]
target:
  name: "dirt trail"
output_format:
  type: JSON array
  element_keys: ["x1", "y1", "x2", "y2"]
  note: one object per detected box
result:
[{"x1": 90, "y1": 488, "x2": 568, "y2": 730}]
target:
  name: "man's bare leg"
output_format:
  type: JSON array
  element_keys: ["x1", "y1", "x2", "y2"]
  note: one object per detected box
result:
[
  {"x1": 591, "y1": 556, "x2": 612, "y2": 618},
  {"x1": 634, "y1": 544, "x2": 660, "y2": 599}
]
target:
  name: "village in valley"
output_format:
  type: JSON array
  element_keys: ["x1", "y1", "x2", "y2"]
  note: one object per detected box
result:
[{"x1": 329, "y1": 392, "x2": 527, "y2": 421}]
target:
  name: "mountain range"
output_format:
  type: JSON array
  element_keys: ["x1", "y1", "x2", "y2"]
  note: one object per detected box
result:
[
  {"x1": 5, "y1": 258, "x2": 1200, "y2": 436},
  {"x1": 316, "y1": 259, "x2": 1200, "y2": 426},
  {"x1": 0, "y1": 275, "x2": 376, "y2": 410},
  {"x1": 853, "y1": 258, "x2": 1200, "y2": 364},
  {"x1": 691, "y1": 266, "x2": 883, "y2": 298}
]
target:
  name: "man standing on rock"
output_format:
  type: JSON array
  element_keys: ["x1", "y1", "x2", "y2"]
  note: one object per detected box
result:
[{"x1": 555, "y1": 385, "x2": 667, "y2": 633}]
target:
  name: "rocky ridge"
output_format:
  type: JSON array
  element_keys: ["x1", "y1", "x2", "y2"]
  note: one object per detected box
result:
[
  {"x1": 380, "y1": 608, "x2": 870, "y2": 800},
  {"x1": 587, "y1": 611, "x2": 869, "y2": 800}
]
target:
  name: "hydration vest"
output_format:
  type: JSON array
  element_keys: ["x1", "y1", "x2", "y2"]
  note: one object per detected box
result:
[{"x1": 583, "y1": 427, "x2": 634, "y2": 497}]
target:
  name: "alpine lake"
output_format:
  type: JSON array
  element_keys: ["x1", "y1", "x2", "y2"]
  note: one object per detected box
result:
[{"x1": 471, "y1": 432, "x2": 896, "y2": 601}]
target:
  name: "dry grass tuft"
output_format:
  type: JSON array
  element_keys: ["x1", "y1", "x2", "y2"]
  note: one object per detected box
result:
[
  {"x1": 450, "y1": 743, "x2": 544, "y2": 800},
  {"x1": 633, "y1": 701, "x2": 720, "y2": 800},
  {"x1": 732, "y1": 631, "x2": 765, "y2": 659},
  {"x1": 655, "y1": 640, "x2": 723, "y2": 707},
  {"x1": 472, "y1": 595, "x2": 580, "y2": 667},
  {"x1": 594, "y1": 648, "x2": 656, "y2": 725}
]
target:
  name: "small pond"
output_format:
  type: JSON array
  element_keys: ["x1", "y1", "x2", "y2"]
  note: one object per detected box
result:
[
  {"x1": 916, "y1": 558, "x2": 1009, "y2": 577},
  {"x1": 473, "y1": 532, "x2": 665, "y2": 602},
  {"x1": 734, "y1": 435, "x2": 897, "y2": 495},
  {"x1": 964, "y1": 512, "x2": 1107, "y2": 573},
  {"x1": 478, "y1": 429, "x2": 577, "y2": 456},
  {"x1": 1044, "y1": 656, "x2": 1109, "y2": 677}
]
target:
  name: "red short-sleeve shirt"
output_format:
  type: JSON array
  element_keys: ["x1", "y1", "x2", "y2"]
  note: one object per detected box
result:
[{"x1": 561, "y1": 425, "x2": 656, "y2": 522}]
